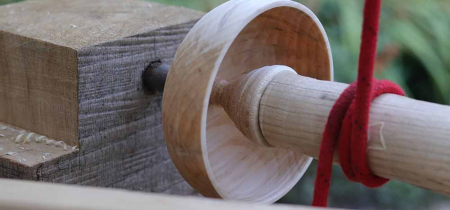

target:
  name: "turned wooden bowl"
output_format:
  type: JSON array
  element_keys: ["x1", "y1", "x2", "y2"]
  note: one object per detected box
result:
[{"x1": 162, "y1": 0, "x2": 333, "y2": 203}]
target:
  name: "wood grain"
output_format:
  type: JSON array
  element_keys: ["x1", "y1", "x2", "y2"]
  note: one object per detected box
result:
[
  {"x1": 163, "y1": 0, "x2": 332, "y2": 203},
  {"x1": 66, "y1": 22, "x2": 198, "y2": 194},
  {"x1": 209, "y1": 64, "x2": 450, "y2": 197},
  {"x1": 0, "y1": 178, "x2": 339, "y2": 210},
  {"x1": 0, "y1": 0, "x2": 202, "y2": 49},
  {"x1": 0, "y1": 0, "x2": 203, "y2": 195},
  {"x1": 260, "y1": 71, "x2": 450, "y2": 195},
  {"x1": 0, "y1": 30, "x2": 79, "y2": 146}
]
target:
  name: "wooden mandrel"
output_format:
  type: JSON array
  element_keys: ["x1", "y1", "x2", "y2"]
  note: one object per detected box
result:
[{"x1": 156, "y1": 0, "x2": 450, "y2": 204}]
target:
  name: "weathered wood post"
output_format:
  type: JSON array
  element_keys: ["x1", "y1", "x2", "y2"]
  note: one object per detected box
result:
[{"x1": 0, "y1": 0, "x2": 202, "y2": 194}]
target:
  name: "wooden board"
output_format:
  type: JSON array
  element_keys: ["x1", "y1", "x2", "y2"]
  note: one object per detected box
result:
[
  {"x1": 0, "y1": 0, "x2": 203, "y2": 195},
  {"x1": 0, "y1": 178, "x2": 336, "y2": 210}
]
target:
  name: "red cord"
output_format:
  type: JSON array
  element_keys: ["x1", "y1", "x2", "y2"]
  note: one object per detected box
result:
[{"x1": 312, "y1": 0, "x2": 405, "y2": 207}]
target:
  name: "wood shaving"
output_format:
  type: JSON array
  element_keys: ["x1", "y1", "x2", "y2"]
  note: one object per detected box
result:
[
  {"x1": 36, "y1": 136, "x2": 46, "y2": 143},
  {"x1": 15, "y1": 134, "x2": 25, "y2": 143},
  {"x1": 25, "y1": 133, "x2": 35, "y2": 144},
  {"x1": 55, "y1": 141, "x2": 65, "y2": 148},
  {"x1": 45, "y1": 139, "x2": 55, "y2": 145}
]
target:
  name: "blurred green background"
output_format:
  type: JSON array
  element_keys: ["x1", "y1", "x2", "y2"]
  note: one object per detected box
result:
[{"x1": 2, "y1": 0, "x2": 450, "y2": 209}]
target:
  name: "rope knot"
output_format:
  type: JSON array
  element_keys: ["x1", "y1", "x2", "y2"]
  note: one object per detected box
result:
[
  {"x1": 312, "y1": 0, "x2": 405, "y2": 207},
  {"x1": 313, "y1": 79, "x2": 404, "y2": 207}
]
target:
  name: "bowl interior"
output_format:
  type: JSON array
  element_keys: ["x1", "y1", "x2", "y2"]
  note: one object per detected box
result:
[{"x1": 205, "y1": 6, "x2": 331, "y2": 203}]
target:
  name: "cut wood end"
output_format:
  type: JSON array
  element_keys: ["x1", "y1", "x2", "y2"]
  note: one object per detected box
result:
[
  {"x1": 0, "y1": 122, "x2": 77, "y2": 168},
  {"x1": 0, "y1": 0, "x2": 204, "y2": 49}
]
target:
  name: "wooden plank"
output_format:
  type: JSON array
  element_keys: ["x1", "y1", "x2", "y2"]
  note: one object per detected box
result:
[
  {"x1": 0, "y1": 179, "x2": 333, "y2": 210},
  {"x1": 0, "y1": 0, "x2": 203, "y2": 195}
]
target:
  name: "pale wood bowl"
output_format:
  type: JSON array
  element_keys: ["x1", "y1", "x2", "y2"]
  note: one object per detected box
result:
[{"x1": 163, "y1": 0, "x2": 333, "y2": 203}]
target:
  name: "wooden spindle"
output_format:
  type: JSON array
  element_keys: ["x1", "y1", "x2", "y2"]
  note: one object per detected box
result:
[
  {"x1": 160, "y1": 0, "x2": 450, "y2": 204},
  {"x1": 213, "y1": 65, "x2": 450, "y2": 196}
]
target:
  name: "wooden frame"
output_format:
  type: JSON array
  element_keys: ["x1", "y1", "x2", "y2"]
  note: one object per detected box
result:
[{"x1": 0, "y1": 178, "x2": 337, "y2": 210}]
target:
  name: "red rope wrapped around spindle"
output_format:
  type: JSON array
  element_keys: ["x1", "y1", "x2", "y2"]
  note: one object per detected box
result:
[{"x1": 312, "y1": 0, "x2": 405, "y2": 207}]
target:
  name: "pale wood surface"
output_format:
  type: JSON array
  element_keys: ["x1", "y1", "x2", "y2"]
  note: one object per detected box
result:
[
  {"x1": 0, "y1": 0, "x2": 202, "y2": 194},
  {"x1": 0, "y1": 0, "x2": 202, "y2": 49},
  {"x1": 211, "y1": 66, "x2": 297, "y2": 147},
  {"x1": 0, "y1": 122, "x2": 75, "y2": 168},
  {"x1": 0, "y1": 179, "x2": 334, "y2": 210},
  {"x1": 210, "y1": 64, "x2": 450, "y2": 197},
  {"x1": 260, "y1": 71, "x2": 450, "y2": 195},
  {"x1": 0, "y1": 122, "x2": 75, "y2": 180},
  {"x1": 163, "y1": 0, "x2": 332, "y2": 203}
]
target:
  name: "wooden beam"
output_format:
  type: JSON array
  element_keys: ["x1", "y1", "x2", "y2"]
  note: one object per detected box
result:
[
  {"x1": 0, "y1": 179, "x2": 333, "y2": 210},
  {"x1": 0, "y1": 0, "x2": 202, "y2": 194}
]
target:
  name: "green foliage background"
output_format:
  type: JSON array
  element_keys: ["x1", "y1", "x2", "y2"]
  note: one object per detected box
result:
[{"x1": 2, "y1": 0, "x2": 449, "y2": 209}]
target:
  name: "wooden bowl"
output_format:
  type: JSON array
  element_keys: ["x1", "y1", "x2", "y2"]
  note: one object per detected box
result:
[{"x1": 162, "y1": 0, "x2": 333, "y2": 203}]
